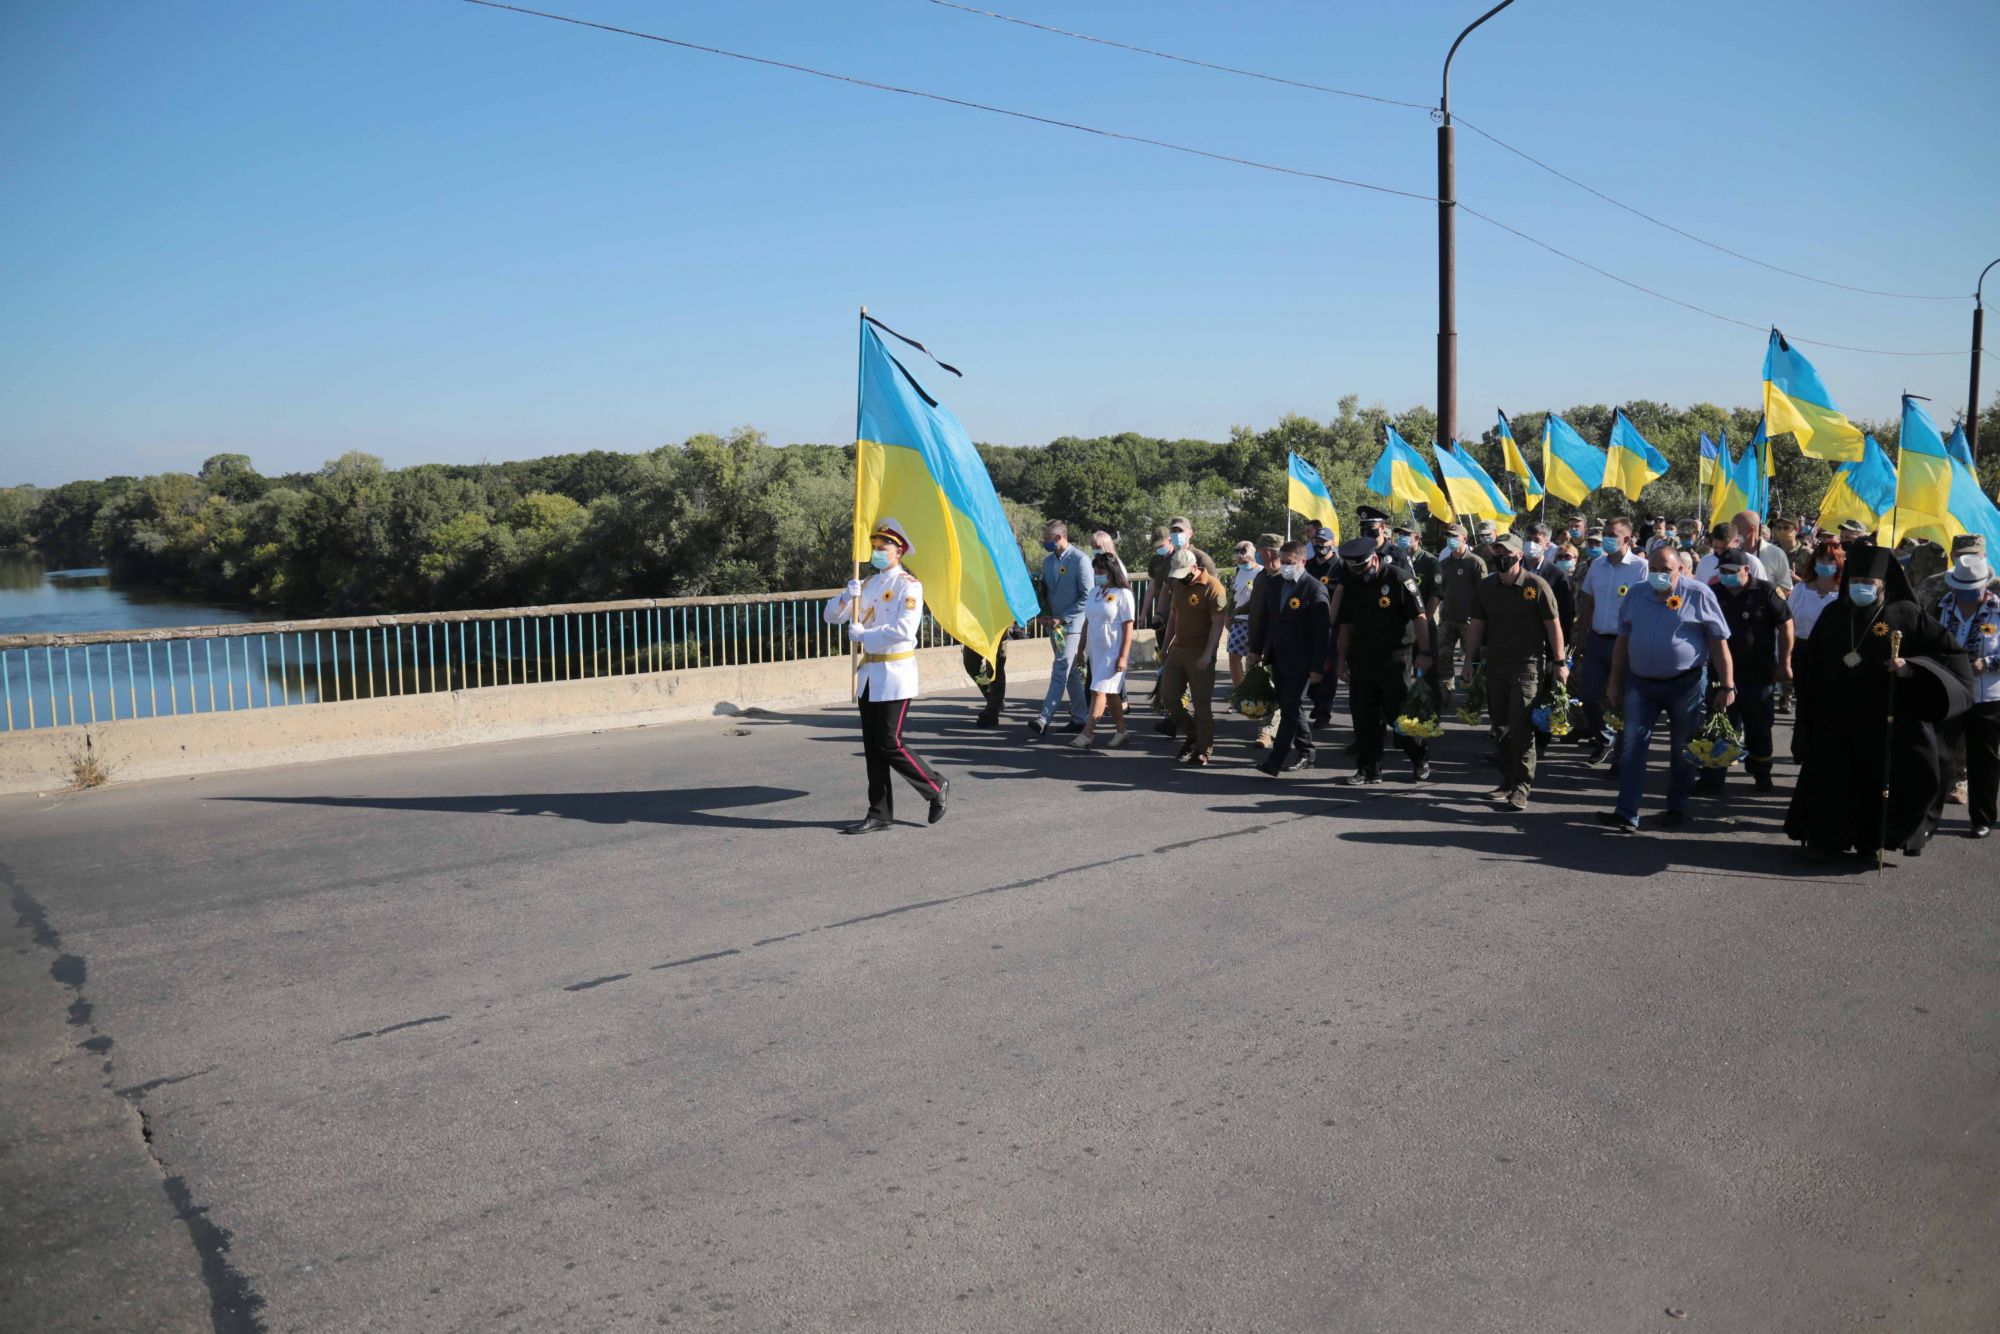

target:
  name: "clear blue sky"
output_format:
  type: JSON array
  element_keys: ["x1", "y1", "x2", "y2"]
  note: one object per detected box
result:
[{"x1": 2, "y1": 0, "x2": 1995, "y2": 484}]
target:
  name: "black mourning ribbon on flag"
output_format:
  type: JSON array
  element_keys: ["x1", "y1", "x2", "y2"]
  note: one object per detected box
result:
[{"x1": 862, "y1": 313, "x2": 962, "y2": 377}]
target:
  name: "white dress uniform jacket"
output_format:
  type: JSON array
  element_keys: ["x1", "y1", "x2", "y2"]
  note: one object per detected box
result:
[{"x1": 825, "y1": 567, "x2": 925, "y2": 702}]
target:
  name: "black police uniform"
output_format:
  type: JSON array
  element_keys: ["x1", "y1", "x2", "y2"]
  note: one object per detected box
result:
[
  {"x1": 1251, "y1": 572, "x2": 1334, "y2": 770},
  {"x1": 1338, "y1": 557, "x2": 1430, "y2": 778},
  {"x1": 1302, "y1": 546, "x2": 1343, "y2": 726}
]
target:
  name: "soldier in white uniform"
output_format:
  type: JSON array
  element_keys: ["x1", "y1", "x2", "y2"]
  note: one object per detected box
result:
[{"x1": 823, "y1": 517, "x2": 950, "y2": 835}]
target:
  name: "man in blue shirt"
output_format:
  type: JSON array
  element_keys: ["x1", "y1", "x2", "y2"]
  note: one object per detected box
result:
[
  {"x1": 1596, "y1": 543, "x2": 1735, "y2": 832},
  {"x1": 1030, "y1": 520, "x2": 1093, "y2": 737},
  {"x1": 1573, "y1": 516, "x2": 1648, "y2": 765}
]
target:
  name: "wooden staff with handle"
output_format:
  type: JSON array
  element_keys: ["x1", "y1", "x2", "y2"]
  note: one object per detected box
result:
[
  {"x1": 851, "y1": 306, "x2": 867, "y2": 701},
  {"x1": 1878, "y1": 628, "x2": 1903, "y2": 873}
]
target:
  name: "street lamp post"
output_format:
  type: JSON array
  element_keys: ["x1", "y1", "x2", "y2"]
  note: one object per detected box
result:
[
  {"x1": 1437, "y1": 0, "x2": 1516, "y2": 452},
  {"x1": 1969, "y1": 258, "x2": 1998, "y2": 456}
]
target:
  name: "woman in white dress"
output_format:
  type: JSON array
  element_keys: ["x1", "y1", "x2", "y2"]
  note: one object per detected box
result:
[{"x1": 1074, "y1": 552, "x2": 1136, "y2": 750}]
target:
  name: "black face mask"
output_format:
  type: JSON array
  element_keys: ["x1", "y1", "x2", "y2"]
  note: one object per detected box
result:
[
  {"x1": 1343, "y1": 560, "x2": 1373, "y2": 577},
  {"x1": 1493, "y1": 554, "x2": 1520, "y2": 572}
]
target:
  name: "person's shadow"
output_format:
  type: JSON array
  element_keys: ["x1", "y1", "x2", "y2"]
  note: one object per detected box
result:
[{"x1": 223, "y1": 785, "x2": 850, "y2": 831}]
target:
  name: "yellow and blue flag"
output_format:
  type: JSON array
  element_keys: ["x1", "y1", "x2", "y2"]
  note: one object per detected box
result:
[
  {"x1": 853, "y1": 316, "x2": 1038, "y2": 662},
  {"x1": 1496, "y1": 410, "x2": 1542, "y2": 509},
  {"x1": 1368, "y1": 425, "x2": 1453, "y2": 517},
  {"x1": 1745, "y1": 417, "x2": 1771, "y2": 518},
  {"x1": 1763, "y1": 329, "x2": 1864, "y2": 462},
  {"x1": 1698, "y1": 432, "x2": 1719, "y2": 488},
  {"x1": 1888, "y1": 396, "x2": 2000, "y2": 552},
  {"x1": 1945, "y1": 420, "x2": 1975, "y2": 467},
  {"x1": 1286, "y1": 451, "x2": 1341, "y2": 541},
  {"x1": 1602, "y1": 409, "x2": 1669, "y2": 501},
  {"x1": 1816, "y1": 433, "x2": 1897, "y2": 535},
  {"x1": 1883, "y1": 395, "x2": 1959, "y2": 547},
  {"x1": 1436, "y1": 440, "x2": 1514, "y2": 522},
  {"x1": 1540, "y1": 413, "x2": 1606, "y2": 506},
  {"x1": 1709, "y1": 427, "x2": 1761, "y2": 529}
]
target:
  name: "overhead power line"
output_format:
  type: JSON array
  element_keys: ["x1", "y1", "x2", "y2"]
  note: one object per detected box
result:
[
  {"x1": 922, "y1": 0, "x2": 1432, "y2": 111},
  {"x1": 457, "y1": 1, "x2": 1433, "y2": 201},
  {"x1": 925, "y1": 0, "x2": 1968, "y2": 303},
  {"x1": 460, "y1": 0, "x2": 1966, "y2": 357}
]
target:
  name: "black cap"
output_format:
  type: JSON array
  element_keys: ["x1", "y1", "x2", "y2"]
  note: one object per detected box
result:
[
  {"x1": 1715, "y1": 549, "x2": 1752, "y2": 570},
  {"x1": 1338, "y1": 536, "x2": 1379, "y2": 561},
  {"x1": 1356, "y1": 505, "x2": 1390, "y2": 523}
]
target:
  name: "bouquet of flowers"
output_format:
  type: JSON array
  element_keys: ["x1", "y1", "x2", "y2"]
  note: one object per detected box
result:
[
  {"x1": 1530, "y1": 682, "x2": 1577, "y2": 737},
  {"x1": 1149, "y1": 674, "x2": 1193, "y2": 716},
  {"x1": 1454, "y1": 665, "x2": 1486, "y2": 726},
  {"x1": 1395, "y1": 672, "x2": 1445, "y2": 739},
  {"x1": 1605, "y1": 706, "x2": 1625, "y2": 733},
  {"x1": 1229, "y1": 662, "x2": 1277, "y2": 720},
  {"x1": 1686, "y1": 710, "x2": 1745, "y2": 769}
]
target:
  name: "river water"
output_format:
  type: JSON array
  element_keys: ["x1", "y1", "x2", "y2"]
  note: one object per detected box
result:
[{"x1": 0, "y1": 550, "x2": 272, "y2": 638}]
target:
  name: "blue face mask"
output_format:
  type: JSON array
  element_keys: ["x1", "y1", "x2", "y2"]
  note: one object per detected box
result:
[
  {"x1": 1093, "y1": 573, "x2": 1109, "y2": 588},
  {"x1": 1555, "y1": 559, "x2": 1575, "y2": 574},
  {"x1": 1155, "y1": 544, "x2": 1171, "y2": 557},
  {"x1": 1041, "y1": 539, "x2": 1059, "y2": 553},
  {"x1": 1444, "y1": 538, "x2": 1461, "y2": 554},
  {"x1": 1395, "y1": 536, "x2": 1412, "y2": 551},
  {"x1": 1170, "y1": 531, "x2": 1188, "y2": 549},
  {"x1": 1849, "y1": 583, "x2": 1880, "y2": 606},
  {"x1": 1647, "y1": 571, "x2": 1674, "y2": 593},
  {"x1": 1524, "y1": 542, "x2": 1542, "y2": 560},
  {"x1": 1815, "y1": 562, "x2": 1838, "y2": 579},
  {"x1": 870, "y1": 549, "x2": 891, "y2": 570},
  {"x1": 1720, "y1": 571, "x2": 1743, "y2": 588},
  {"x1": 1586, "y1": 541, "x2": 1602, "y2": 553}
]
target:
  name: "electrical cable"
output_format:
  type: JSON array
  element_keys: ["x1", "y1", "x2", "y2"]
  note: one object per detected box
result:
[
  {"x1": 458, "y1": 1, "x2": 1435, "y2": 201},
  {"x1": 925, "y1": 0, "x2": 1968, "y2": 303},
  {"x1": 461, "y1": 0, "x2": 1970, "y2": 357}
]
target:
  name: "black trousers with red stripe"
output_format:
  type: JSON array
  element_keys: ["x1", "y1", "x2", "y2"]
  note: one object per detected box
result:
[{"x1": 858, "y1": 686, "x2": 944, "y2": 820}]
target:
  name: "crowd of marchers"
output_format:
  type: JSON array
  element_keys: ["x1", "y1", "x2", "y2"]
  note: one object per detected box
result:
[{"x1": 983, "y1": 510, "x2": 1998, "y2": 861}]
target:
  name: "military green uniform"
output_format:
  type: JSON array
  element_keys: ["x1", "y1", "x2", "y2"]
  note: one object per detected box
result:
[
  {"x1": 1338, "y1": 557, "x2": 1430, "y2": 779},
  {"x1": 1469, "y1": 572, "x2": 1559, "y2": 794}
]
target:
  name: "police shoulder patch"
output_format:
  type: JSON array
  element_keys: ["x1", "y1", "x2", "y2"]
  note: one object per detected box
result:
[
  {"x1": 1403, "y1": 579, "x2": 1419, "y2": 596},
  {"x1": 905, "y1": 595, "x2": 917, "y2": 610}
]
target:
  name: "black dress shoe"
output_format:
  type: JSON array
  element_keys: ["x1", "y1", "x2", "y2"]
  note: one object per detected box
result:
[
  {"x1": 1659, "y1": 809, "x2": 1688, "y2": 828},
  {"x1": 1254, "y1": 758, "x2": 1283, "y2": 778},
  {"x1": 841, "y1": 816, "x2": 894, "y2": 835},
  {"x1": 974, "y1": 714, "x2": 1000, "y2": 729},
  {"x1": 928, "y1": 778, "x2": 951, "y2": 825},
  {"x1": 1594, "y1": 811, "x2": 1638, "y2": 834},
  {"x1": 1970, "y1": 823, "x2": 1992, "y2": 839}
]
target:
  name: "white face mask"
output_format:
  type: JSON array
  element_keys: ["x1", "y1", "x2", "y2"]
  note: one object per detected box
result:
[{"x1": 1278, "y1": 564, "x2": 1303, "y2": 582}]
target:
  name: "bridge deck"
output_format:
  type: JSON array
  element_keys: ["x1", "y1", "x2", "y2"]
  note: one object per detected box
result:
[{"x1": 4, "y1": 683, "x2": 1996, "y2": 1332}]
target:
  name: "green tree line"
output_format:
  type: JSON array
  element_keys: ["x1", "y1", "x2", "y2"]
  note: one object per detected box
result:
[{"x1": 3, "y1": 398, "x2": 1994, "y2": 616}]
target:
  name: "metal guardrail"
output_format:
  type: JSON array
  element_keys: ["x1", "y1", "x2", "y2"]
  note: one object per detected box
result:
[{"x1": 0, "y1": 580, "x2": 1153, "y2": 733}]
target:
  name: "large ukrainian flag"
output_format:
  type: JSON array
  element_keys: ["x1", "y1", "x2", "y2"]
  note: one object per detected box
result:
[
  {"x1": 1497, "y1": 410, "x2": 1542, "y2": 509},
  {"x1": 1286, "y1": 451, "x2": 1341, "y2": 540},
  {"x1": 1437, "y1": 440, "x2": 1514, "y2": 522},
  {"x1": 1368, "y1": 425, "x2": 1454, "y2": 517},
  {"x1": 1816, "y1": 434, "x2": 1898, "y2": 534},
  {"x1": 1541, "y1": 413, "x2": 1606, "y2": 506},
  {"x1": 853, "y1": 317, "x2": 1038, "y2": 663},
  {"x1": 1698, "y1": 432, "x2": 1719, "y2": 488},
  {"x1": 1602, "y1": 410, "x2": 1669, "y2": 501},
  {"x1": 1763, "y1": 329, "x2": 1864, "y2": 462}
]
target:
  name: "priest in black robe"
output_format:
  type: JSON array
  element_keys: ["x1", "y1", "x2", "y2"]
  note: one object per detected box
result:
[{"x1": 1785, "y1": 542, "x2": 1973, "y2": 861}]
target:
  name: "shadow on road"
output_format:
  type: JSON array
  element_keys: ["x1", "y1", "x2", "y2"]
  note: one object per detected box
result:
[{"x1": 222, "y1": 784, "x2": 850, "y2": 831}]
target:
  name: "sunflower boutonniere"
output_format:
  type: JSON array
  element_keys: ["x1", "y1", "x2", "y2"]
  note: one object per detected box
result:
[
  {"x1": 1617, "y1": 584, "x2": 1631, "y2": 597},
  {"x1": 1288, "y1": 596, "x2": 1302, "y2": 610},
  {"x1": 1522, "y1": 584, "x2": 1539, "y2": 602},
  {"x1": 1664, "y1": 593, "x2": 1684, "y2": 611},
  {"x1": 1377, "y1": 595, "x2": 1392, "y2": 608},
  {"x1": 1872, "y1": 621, "x2": 1890, "y2": 637},
  {"x1": 1980, "y1": 622, "x2": 1998, "y2": 637}
]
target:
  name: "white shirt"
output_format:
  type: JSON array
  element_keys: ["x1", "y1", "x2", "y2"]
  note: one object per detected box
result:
[
  {"x1": 1693, "y1": 551, "x2": 1768, "y2": 585},
  {"x1": 1788, "y1": 584, "x2": 1838, "y2": 639},
  {"x1": 1231, "y1": 564, "x2": 1259, "y2": 614},
  {"x1": 1756, "y1": 540, "x2": 1796, "y2": 593},
  {"x1": 1581, "y1": 549, "x2": 1648, "y2": 634},
  {"x1": 824, "y1": 566, "x2": 924, "y2": 701}
]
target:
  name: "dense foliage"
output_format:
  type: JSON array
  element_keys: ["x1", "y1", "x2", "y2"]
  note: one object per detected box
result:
[{"x1": 4, "y1": 398, "x2": 1995, "y2": 615}]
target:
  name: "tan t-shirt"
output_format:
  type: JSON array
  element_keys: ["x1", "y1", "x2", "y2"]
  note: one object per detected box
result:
[{"x1": 1167, "y1": 571, "x2": 1228, "y2": 653}]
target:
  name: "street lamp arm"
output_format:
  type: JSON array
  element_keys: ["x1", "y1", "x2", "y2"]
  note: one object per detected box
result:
[
  {"x1": 1978, "y1": 257, "x2": 2000, "y2": 308},
  {"x1": 1441, "y1": 0, "x2": 1518, "y2": 123}
]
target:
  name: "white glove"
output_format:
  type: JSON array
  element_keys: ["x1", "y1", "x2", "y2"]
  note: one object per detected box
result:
[
  {"x1": 846, "y1": 621, "x2": 866, "y2": 642},
  {"x1": 844, "y1": 579, "x2": 863, "y2": 600}
]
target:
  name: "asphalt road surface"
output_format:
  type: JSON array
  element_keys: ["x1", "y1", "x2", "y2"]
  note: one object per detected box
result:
[{"x1": 3, "y1": 678, "x2": 1996, "y2": 1333}]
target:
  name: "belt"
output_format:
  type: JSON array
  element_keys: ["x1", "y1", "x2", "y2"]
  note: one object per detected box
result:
[{"x1": 863, "y1": 651, "x2": 916, "y2": 664}]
